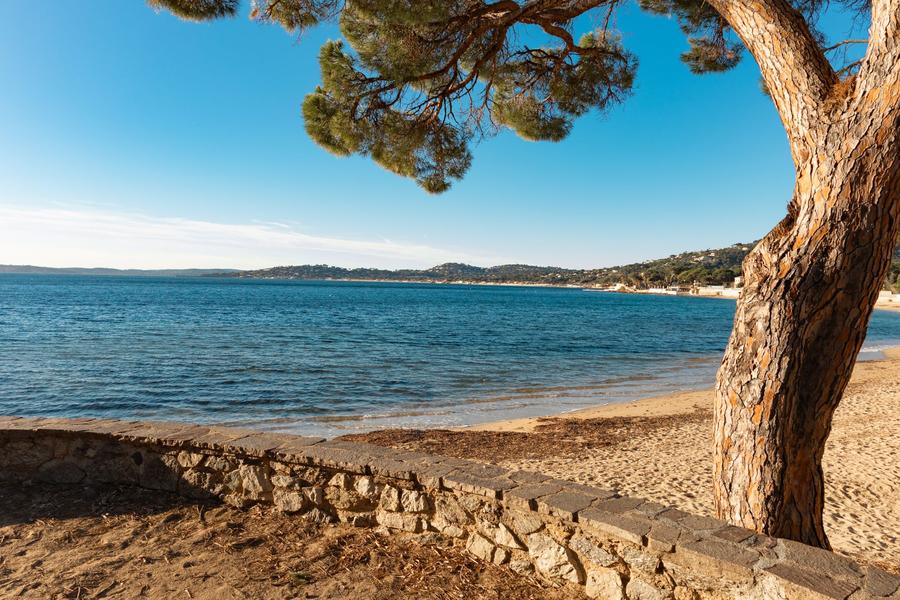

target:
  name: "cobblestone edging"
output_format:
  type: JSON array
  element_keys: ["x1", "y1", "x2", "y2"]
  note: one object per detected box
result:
[{"x1": 0, "y1": 416, "x2": 896, "y2": 600}]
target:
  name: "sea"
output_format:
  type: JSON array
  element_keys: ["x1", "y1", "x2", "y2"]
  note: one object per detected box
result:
[{"x1": 3, "y1": 274, "x2": 900, "y2": 437}]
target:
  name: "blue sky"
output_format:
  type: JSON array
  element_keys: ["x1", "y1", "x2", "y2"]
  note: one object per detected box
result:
[{"x1": 0, "y1": 2, "x2": 858, "y2": 269}]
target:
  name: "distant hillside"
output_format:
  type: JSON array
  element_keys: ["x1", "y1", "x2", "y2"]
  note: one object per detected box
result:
[
  {"x1": 10, "y1": 238, "x2": 900, "y2": 288},
  {"x1": 0, "y1": 265, "x2": 240, "y2": 277},
  {"x1": 218, "y1": 242, "x2": 759, "y2": 288}
]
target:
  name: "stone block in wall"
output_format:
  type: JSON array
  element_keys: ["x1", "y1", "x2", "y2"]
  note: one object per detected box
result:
[
  {"x1": 676, "y1": 514, "x2": 728, "y2": 534},
  {"x1": 294, "y1": 465, "x2": 329, "y2": 486},
  {"x1": 376, "y1": 510, "x2": 423, "y2": 533},
  {"x1": 666, "y1": 538, "x2": 758, "y2": 582},
  {"x1": 672, "y1": 586, "x2": 698, "y2": 600},
  {"x1": 502, "y1": 509, "x2": 544, "y2": 538},
  {"x1": 353, "y1": 475, "x2": 379, "y2": 499},
  {"x1": 763, "y1": 563, "x2": 860, "y2": 600},
  {"x1": 711, "y1": 525, "x2": 755, "y2": 545},
  {"x1": 379, "y1": 485, "x2": 402, "y2": 511},
  {"x1": 139, "y1": 452, "x2": 181, "y2": 492},
  {"x1": 585, "y1": 567, "x2": 625, "y2": 600},
  {"x1": 180, "y1": 469, "x2": 221, "y2": 499},
  {"x1": 303, "y1": 486, "x2": 325, "y2": 506},
  {"x1": 442, "y1": 470, "x2": 517, "y2": 499},
  {"x1": 493, "y1": 522, "x2": 526, "y2": 550},
  {"x1": 633, "y1": 500, "x2": 669, "y2": 518},
  {"x1": 176, "y1": 451, "x2": 205, "y2": 469},
  {"x1": 466, "y1": 533, "x2": 496, "y2": 562},
  {"x1": 368, "y1": 457, "x2": 417, "y2": 481},
  {"x1": 508, "y1": 553, "x2": 536, "y2": 575},
  {"x1": 456, "y1": 492, "x2": 501, "y2": 523},
  {"x1": 777, "y1": 538, "x2": 864, "y2": 583},
  {"x1": 326, "y1": 486, "x2": 375, "y2": 512},
  {"x1": 626, "y1": 577, "x2": 673, "y2": 600},
  {"x1": 304, "y1": 507, "x2": 336, "y2": 524},
  {"x1": 226, "y1": 433, "x2": 300, "y2": 459},
  {"x1": 153, "y1": 425, "x2": 215, "y2": 448},
  {"x1": 222, "y1": 467, "x2": 243, "y2": 494},
  {"x1": 400, "y1": 489, "x2": 429, "y2": 513},
  {"x1": 301, "y1": 445, "x2": 371, "y2": 474},
  {"x1": 87, "y1": 451, "x2": 142, "y2": 485},
  {"x1": 592, "y1": 496, "x2": 645, "y2": 514},
  {"x1": 579, "y1": 508, "x2": 651, "y2": 546},
  {"x1": 328, "y1": 472, "x2": 352, "y2": 490},
  {"x1": 526, "y1": 531, "x2": 584, "y2": 584},
  {"x1": 2, "y1": 439, "x2": 54, "y2": 472},
  {"x1": 78, "y1": 419, "x2": 143, "y2": 437},
  {"x1": 338, "y1": 511, "x2": 375, "y2": 528},
  {"x1": 433, "y1": 522, "x2": 466, "y2": 539},
  {"x1": 569, "y1": 532, "x2": 617, "y2": 568},
  {"x1": 273, "y1": 488, "x2": 307, "y2": 513},
  {"x1": 622, "y1": 545, "x2": 662, "y2": 575},
  {"x1": 647, "y1": 522, "x2": 689, "y2": 554},
  {"x1": 272, "y1": 474, "x2": 303, "y2": 490},
  {"x1": 493, "y1": 547, "x2": 510, "y2": 565},
  {"x1": 237, "y1": 464, "x2": 273, "y2": 501},
  {"x1": 556, "y1": 481, "x2": 618, "y2": 501},
  {"x1": 271, "y1": 435, "x2": 326, "y2": 459},
  {"x1": 34, "y1": 458, "x2": 85, "y2": 484},
  {"x1": 431, "y1": 496, "x2": 472, "y2": 538},
  {"x1": 186, "y1": 427, "x2": 251, "y2": 451},
  {"x1": 204, "y1": 455, "x2": 238, "y2": 473},
  {"x1": 508, "y1": 469, "x2": 552, "y2": 485},
  {"x1": 504, "y1": 481, "x2": 563, "y2": 511},
  {"x1": 863, "y1": 565, "x2": 900, "y2": 597},
  {"x1": 536, "y1": 490, "x2": 596, "y2": 521},
  {"x1": 414, "y1": 463, "x2": 456, "y2": 490}
]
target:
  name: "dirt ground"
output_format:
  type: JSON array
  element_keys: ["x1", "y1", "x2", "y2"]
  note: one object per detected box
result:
[{"x1": 0, "y1": 482, "x2": 583, "y2": 600}]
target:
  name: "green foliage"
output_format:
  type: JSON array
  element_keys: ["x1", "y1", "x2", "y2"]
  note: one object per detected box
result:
[
  {"x1": 254, "y1": 0, "x2": 339, "y2": 32},
  {"x1": 303, "y1": 4, "x2": 636, "y2": 190},
  {"x1": 303, "y1": 41, "x2": 472, "y2": 194},
  {"x1": 147, "y1": 0, "x2": 238, "y2": 21},
  {"x1": 682, "y1": 37, "x2": 742, "y2": 74},
  {"x1": 638, "y1": 0, "x2": 743, "y2": 74},
  {"x1": 146, "y1": 0, "x2": 872, "y2": 192},
  {"x1": 494, "y1": 32, "x2": 636, "y2": 142}
]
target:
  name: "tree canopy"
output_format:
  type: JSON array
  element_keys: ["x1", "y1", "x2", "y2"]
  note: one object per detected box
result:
[{"x1": 148, "y1": 0, "x2": 871, "y2": 192}]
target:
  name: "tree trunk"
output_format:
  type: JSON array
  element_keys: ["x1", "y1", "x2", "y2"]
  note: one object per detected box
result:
[{"x1": 713, "y1": 116, "x2": 900, "y2": 547}]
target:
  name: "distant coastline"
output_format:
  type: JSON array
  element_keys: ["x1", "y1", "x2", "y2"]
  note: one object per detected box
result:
[
  {"x1": 6, "y1": 234, "x2": 900, "y2": 299},
  {"x1": 0, "y1": 265, "x2": 239, "y2": 277}
]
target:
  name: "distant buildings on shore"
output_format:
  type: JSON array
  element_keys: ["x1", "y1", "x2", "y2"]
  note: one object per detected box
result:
[{"x1": 587, "y1": 276, "x2": 744, "y2": 299}]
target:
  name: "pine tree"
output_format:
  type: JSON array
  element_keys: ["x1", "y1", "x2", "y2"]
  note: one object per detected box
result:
[{"x1": 148, "y1": 0, "x2": 900, "y2": 549}]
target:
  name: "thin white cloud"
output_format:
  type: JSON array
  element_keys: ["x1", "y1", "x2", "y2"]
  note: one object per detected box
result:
[{"x1": 0, "y1": 205, "x2": 510, "y2": 270}]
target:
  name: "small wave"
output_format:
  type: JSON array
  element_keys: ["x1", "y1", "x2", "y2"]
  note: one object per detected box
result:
[
  {"x1": 860, "y1": 342, "x2": 900, "y2": 353},
  {"x1": 307, "y1": 408, "x2": 455, "y2": 423}
]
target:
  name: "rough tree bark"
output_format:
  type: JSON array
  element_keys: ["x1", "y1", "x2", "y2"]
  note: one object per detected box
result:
[{"x1": 709, "y1": 0, "x2": 900, "y2": 547}]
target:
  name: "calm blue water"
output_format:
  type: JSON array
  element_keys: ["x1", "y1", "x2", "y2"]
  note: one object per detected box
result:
[{"x1": 3, "y1": 275, "x2": 900, "y2": 436}]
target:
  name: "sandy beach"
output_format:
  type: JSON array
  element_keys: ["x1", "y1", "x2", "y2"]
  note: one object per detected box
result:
[
  {"x1": 876, "y1": 301, "x2": 900, "y2": 313},
  {"x1": 351, "y1": 347, "x2": 900, "y2": 573}
]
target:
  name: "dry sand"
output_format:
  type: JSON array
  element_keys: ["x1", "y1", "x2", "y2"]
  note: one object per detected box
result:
[{"x1": 351, "y1": 348, "x2": 900, "y2": 573}]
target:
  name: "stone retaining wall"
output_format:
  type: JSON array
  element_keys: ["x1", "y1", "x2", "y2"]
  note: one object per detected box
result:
[{"x1": 0, "y1": 416, "x2": 896, "y2": 600}]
